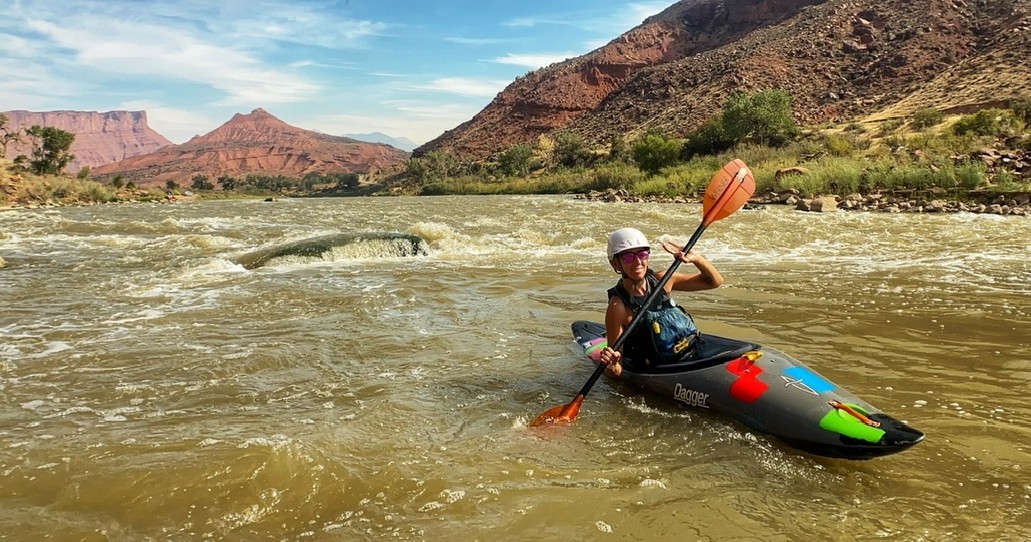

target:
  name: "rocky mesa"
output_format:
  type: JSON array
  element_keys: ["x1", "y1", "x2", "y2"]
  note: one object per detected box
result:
[
  {"x1": 91, "y1": 108, "x2": 410, "y2": 187},
  {"x1": 2, "y1": 109, "x2": 172, "y2": 173},
  {"x1": 417, "y1": 0, "x2": 1031, "y2": 161}
]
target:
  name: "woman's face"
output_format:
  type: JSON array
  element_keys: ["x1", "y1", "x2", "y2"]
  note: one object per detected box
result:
[{"x1": 614, "y1": 248, "x2": 649, "y2": 278}]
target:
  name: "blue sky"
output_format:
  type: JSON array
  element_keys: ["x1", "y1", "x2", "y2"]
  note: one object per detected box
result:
[{"x1": 0, "y1": 0, "x2": 669, "y2": 146}]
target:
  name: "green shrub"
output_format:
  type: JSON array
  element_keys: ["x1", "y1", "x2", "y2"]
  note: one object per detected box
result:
[
  {"x1": 588, "y1": 162, "x2": 646, "y2": 191},
  {"x1": 632, "y1": 131, "x2": 683, "y2": 175},
  {"x1": 877, "y1": 119, "x2": 905, "y2": 136},
  {"x1": 607, "y1": 134, "x2": 631, "y2": 163},
  {"x1": 825, "y1": 134, "x2": 855, "y2": 156},
  {"x1": 912, "y1": 108, "x2": 944, "y2": 130},
  {"x1": 497, "y1": 143, "x2": 534, "y2": 177},
  {"x1": 952, "y1": 108, "x2": 1018, "y2": 136},
  {"x1": 774, "y1": 157, "x2": 864, "y2": 196},
  {"x1": 721, "y1": 89, "x2": 800, "y2": 147},
  {"x1": 683, "y1": 118, "x2": 735, "y2": 158},
  {"x1": 776, "y1": 172, "x2": 827, "y2": 197},
  {"x1": 990, "y1": 168, "x2": 1018, "y2": 189},
  {"x1": 553, "y1": 132, "x2": 591, "y2": 168},
  {"x1": 419, "y1": 182, "x2": 448, "y2": 195},
  {"x1": 955, "y1": 161, "x2": 987, "y2": 190},
  {"x1": 1010, "y1": 97, "x2": 1031, "y2": 124},
  {"x1": 655, "y1": 163, "x2": 713, "y2": 196}
]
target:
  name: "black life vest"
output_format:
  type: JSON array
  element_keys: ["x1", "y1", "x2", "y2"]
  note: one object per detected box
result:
[{"x1": 608, "y1": 269, "x2": 699, "y2": 368}]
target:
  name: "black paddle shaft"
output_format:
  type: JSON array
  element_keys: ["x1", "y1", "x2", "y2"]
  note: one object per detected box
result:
[{"x1": 575, "y1": 221, "x2": 709, "y2": 397}]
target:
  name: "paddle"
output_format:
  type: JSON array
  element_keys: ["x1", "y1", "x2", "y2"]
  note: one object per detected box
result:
[{"x1": 530, "y1": 159, "x2": 756, "y2": 427}]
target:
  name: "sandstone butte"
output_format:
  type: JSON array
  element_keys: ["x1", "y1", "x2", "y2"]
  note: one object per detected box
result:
[
  {"x1": 88, "y1": 108, "x2": 409, "y2": 188},
  {"x1": 2, "y1": 110, "x2": 171, "y2": 174}
]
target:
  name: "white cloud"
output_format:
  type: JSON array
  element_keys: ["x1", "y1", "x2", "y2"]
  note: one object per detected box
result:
[
  {"x1": 313, "y1": 101, "x2": 482, "y2": 145},
  {"x1": 119, "y1": 100, "x2": 221, "y2": 144},
  {"x1": 444, "y1": 37, "x2": 516, "y2": 46},
  {"x1": 413, "y1": 77, "x2": 510, "y2": 98},
  {"x1": 223, "y1": 4, "x2": 389, "y2": 48},
  {"x1": 625, "y1": 2, "x2": 670, "y2": 23},
  {"x1": 503, "y1": 3, "x2": 666, "y2": 34},
  {"x1": 26, "y1": 17, "x2": 320, "y2": 106},
  {"x1": 491, "y1": 53, "x2": 578, "y2": 69}
]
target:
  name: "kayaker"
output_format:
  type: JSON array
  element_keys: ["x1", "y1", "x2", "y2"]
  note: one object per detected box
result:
[{"x1": 597, "y1": 227, "x2": 724, "y2": 376}]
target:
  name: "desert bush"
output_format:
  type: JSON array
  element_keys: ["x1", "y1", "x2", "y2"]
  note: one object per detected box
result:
[
  {"x1": 955, "y1": 161, "x2": 988, "y2": 190},
  {"x1": 587, "y1": 162, "x2": 646, "y2": 191},
  {"x1": 990, "y1": 168, "x2": 1016, "y2": 187},
  {"x1": 683, "y1": 118, "x2": 735, "y2": 158},
  {"x1": 497, "y1": 143, "x2": 534, "y2": 177},
  {"x1": 952, "y1": 108, "x2": 1019, "y2": 137},
  {"x1": 652, "y1": 163, "x2": 714, "y2": 196},
  {"x1": 1010, "y1": 97, "x2": 1031, "y2": 124},
  {"x1": 721, "y1": 89, "x2": 800, "y2": 146},
  {"x1": 632, "y1": 131, "x2": 683, "y2": 175},
  {"x1": 912, "y1": 108, "x2": 944, "y2": 130},
  {"x1": 877, "y1": 119, "x2": 905, "y2": 137},
  {"x1": 553, "y1": 132, "x2": 592, "y2": 169},
  {"x1": 824, "y1": 134, "x2": 855, "y2": 156}
]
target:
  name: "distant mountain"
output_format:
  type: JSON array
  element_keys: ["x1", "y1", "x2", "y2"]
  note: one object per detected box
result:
[
  {"x1": 417, "y1": 0, "x2": 1031, "y2": 161},
  {"x1": 2, "y1": 110, "x2": 172, "y2": 173},
  {"x1": 344, "y1": 132, "x2": 418, "y2": 152},
  {"x1": 91, "y1": 108, "x2": 409, "y2": 187}
]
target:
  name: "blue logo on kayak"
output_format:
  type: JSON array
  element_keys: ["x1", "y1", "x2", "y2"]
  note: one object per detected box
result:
[{"x1": 782, "y1": 367, "x2": 834, "y2": 395}]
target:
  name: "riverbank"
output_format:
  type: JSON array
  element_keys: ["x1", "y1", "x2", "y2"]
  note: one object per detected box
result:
[{"x1": 576, "y1": 186, "x2": 1031, "y2": 216}]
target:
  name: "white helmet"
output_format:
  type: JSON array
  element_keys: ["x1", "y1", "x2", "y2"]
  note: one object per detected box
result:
[{"x1": 607, "y1": 227, "x2": 650, "y2": 260}]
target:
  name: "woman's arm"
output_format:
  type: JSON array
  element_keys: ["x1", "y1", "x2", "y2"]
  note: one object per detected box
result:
[
  {"x1": 657, "y1": 239, "x2": 723, "y2": 292},
  {"x1": 598, "y1": 296, "x2": 631, "y2": 376}
]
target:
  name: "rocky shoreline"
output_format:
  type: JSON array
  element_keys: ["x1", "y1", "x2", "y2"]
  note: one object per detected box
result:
[{"x1": 576, "y1": 188, "x2": 1031, "y2": 216}]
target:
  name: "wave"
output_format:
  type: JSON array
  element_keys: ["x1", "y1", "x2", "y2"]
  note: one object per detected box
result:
[{"x1": 234, "y1": 232, "x2": 428, "y2": 269}]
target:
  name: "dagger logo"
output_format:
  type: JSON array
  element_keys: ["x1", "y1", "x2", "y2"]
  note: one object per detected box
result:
[{"x1": 781, "y1": 375, "x2": 819, "y2": 395}]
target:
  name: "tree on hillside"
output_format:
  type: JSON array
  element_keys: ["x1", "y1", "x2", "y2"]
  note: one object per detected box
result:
[
  {"x1": 191, "y1": 174, "x2": 215, "y2": 191},
  {"x1": 553, "y1": 132, "x2": 591, "y2": 168},
  {"x1": 632, "y1": 130, "x2": 682, "y2": 175},
  {"x1": 721, "y1": 89, "x2": 800, "y2": 146},
  {"x1": 497, "y1": 143, "x2": 534, "y2": 177},
  {"x1": 607, "y1": 134, "x2": 631, "y2": 163},
  {"x1": 217, "y1": 175, "x2": 237, "y2": 191},
  {"x1": 0, "y1": 113, "x2": 22, "y2": 157},
  {"x1": 24, "y1": 125, "x2": 75, "y2": 175}
]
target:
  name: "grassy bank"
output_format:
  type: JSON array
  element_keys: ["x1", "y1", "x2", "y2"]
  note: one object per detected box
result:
[
  {"x1": 395, "y1": 106, "x2": 1031, "y2": 200},
  {"x1": 0, "y1": 159, "x2": 163, "y2": 208},
  {"x1": 4, "y1": 104, "x2": 1030, "y2": 208}
]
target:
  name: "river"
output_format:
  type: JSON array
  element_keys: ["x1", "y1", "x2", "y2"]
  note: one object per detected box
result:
[{"x1": 1, "y1": 196, "x2": 1028, "y2": 541}]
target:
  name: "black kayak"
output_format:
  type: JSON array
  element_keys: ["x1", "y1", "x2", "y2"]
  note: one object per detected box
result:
[{"x1": 572, "y1": 321, "x2": 924, "y2": 460}]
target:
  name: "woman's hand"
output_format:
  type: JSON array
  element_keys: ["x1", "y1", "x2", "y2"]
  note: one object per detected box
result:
[
  {"x1": 598, "y1": 347, "x2": 623, "y2": 377},
  {"x1": 661, "y1": 239, "x2": 697, "y2": 264}
]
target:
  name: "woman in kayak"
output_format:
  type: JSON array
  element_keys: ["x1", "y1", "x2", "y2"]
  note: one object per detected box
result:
[{"x1": 597, "y1": 227, "x2": 723, "y2": 376}]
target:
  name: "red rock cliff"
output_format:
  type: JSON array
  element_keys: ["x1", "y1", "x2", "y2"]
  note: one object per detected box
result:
[
  {"x1": 417, "y1": 0, "x2": 1031, "y2": 161},
  {"x1": 2, "y1": 110, "x2": 172, "y2": 173}
]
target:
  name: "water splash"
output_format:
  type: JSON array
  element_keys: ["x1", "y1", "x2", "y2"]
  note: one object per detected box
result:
[{"x1": 234, "y1": 232, "x2": 428, "y2": 269}]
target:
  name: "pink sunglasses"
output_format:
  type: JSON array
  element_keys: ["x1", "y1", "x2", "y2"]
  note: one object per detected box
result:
[{"x1": 619, "y1": 249, "x2": 650, "y2": 264}]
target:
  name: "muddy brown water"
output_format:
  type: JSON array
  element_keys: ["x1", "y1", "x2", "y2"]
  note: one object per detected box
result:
[{"x1": 1, "y1": 196, "x2": 1028, "y2": 540}]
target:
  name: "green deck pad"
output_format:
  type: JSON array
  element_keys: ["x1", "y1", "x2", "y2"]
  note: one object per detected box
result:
[{"x1": 819, "y1": 404, "x2": 886, "y2": 443}]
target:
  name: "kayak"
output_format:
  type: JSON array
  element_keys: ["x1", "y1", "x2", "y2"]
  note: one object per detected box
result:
[{"x1": 572, "y1": 321, "x2": 924, "y2": 460}]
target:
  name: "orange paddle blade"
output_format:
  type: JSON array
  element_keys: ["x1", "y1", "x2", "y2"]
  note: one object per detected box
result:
[
  {"x1": 529, "y1": 395, "x2": 584, "y2": 427},
  {"x1": 702, "y1": 159, "x2": 756, "y2": 225}
]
